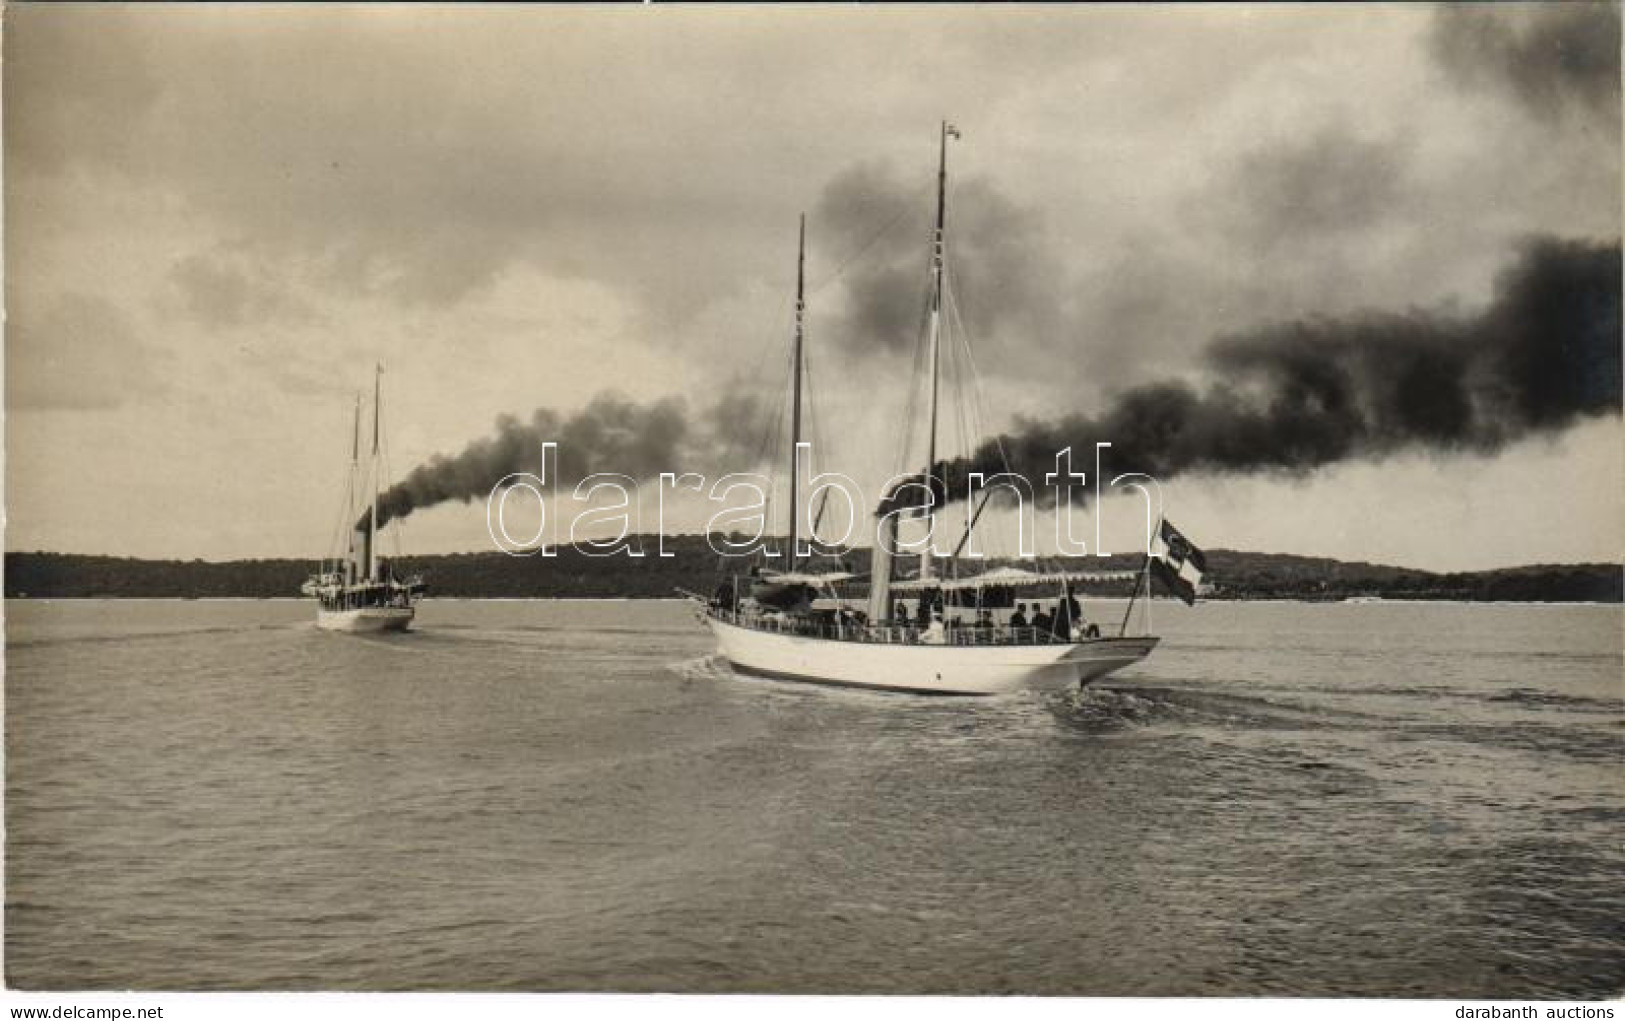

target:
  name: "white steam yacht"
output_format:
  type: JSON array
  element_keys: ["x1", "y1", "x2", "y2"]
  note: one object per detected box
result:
[{"x1": 695, "y1": 123, "x2": 1164, "y2": 695}]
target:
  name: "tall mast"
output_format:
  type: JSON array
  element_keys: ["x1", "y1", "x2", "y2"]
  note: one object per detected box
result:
[
  {"x1": 346, "y1": 393, "x2": 361, "y2": 578},
  {"x1": 788, "y1": 214, "x2": 806, "y2": 564},
  {"x1": 922, "y1": 121, "x2": 952, "y2": 582},
  {"x1": 368, "y1": 362, "x2": 381, "y2": 580}
]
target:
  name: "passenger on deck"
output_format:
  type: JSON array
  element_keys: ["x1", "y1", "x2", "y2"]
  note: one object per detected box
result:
[
  {"x1": 922, "y1": 610, "x2": 946, "y2": 645},
  {"x1": 1052, "y1": 597, "x2": 1074, "y2": 639},
  {"x1": 712, "y1": 579, "x2": 736, "y2": 612},
  {"x1": 1009, "y1": 603, "x2": 1028, "y2": 628},
  {"x1": 915, "y1": 598, "x2": 933, "y2": 628},
  {"x1": 1031, "y1": 605, "x2": 1053, "y2": 637},
  {"x1": 1066, "y1": 590, "x2": 1086, "y2": 638}
]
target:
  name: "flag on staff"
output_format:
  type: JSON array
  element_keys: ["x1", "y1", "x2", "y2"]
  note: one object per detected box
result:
[{"x1": 1150, "y1": 518, "x2": 1207, "y2": 606}]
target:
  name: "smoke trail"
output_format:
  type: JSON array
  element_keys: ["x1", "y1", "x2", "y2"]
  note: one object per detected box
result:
[
  {"x1": 886, "y1": 236, "x2": 1622, "y2": 511},
  {"x1": 374, "y1": 236, "x2": 1617, "y2": 527},
  {"x1": 371, "y1": 391, "x2": 763, "y2": 527}
]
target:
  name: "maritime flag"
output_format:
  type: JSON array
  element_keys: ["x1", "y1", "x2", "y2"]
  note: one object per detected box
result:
[{"x1": 1151, "y1": 518, "x2": 1207, "y2": 606}]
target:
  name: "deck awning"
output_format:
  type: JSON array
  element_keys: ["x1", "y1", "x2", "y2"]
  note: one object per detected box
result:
[
  {"x1": 889, "y1": 567, "x2": 1139, "y2": 592},
  {"x1": 757, "y1": 570, "x2": 863, "y2": 586}
]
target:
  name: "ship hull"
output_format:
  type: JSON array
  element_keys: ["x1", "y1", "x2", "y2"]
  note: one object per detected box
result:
[
  {"x1": 707, "y1": 616, "x2": 1157, "y2": 695},
  {"x1": 316, "y1": 606, "x2": 415, "y2": 633}
]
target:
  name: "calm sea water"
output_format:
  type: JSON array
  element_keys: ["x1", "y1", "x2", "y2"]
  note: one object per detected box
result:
[{"x1": 6, "y1": 598, "x2": 1622, "y2": 996}]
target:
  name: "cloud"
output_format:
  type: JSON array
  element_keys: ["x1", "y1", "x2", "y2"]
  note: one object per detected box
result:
[
  {"x1": 1431, "y1": 3, "x2": 1621, "y2": 128},
  {"x1": 5, "y1": 293, "x2": 165, "y2": 411},
  {"x1": 2, "y1": 5, "x2": 165, "y2": 177},
  {"x1": 4, "y1": 6, "x2": 822, "y2": 320},
  {"x1": 168, "y1": 248, "x2": 316, "y2": 330},
  {"x1": 811, "y1": 159, "x2": 1071, "y2": 370},
  {"x1": 3, "y1": 5, "x2": 1619, "y2": 565},
  {"x1": 1227, "y1": 124, "x2": 1413, "y2": 242}
]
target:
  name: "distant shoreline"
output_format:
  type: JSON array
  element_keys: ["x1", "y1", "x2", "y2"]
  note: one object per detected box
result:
[
  {"x1": 6, "y1": 591, "x2": 1618, "y2": 604},
  {"x1": 5, "y1": 546, "x2": 1620, "y2": 603}
]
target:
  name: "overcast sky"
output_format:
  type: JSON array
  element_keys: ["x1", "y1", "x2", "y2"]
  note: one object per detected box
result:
[{"x1": 5, "y1": 3, "x2": 1620, "y2": 570}]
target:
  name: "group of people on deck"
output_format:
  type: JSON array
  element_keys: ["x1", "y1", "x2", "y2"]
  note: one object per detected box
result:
[
  {"x1": 1009, "y1": 591, "x2": 1086, "y2": 639},
  {"x1": 710, "y1": 571, "x2": 1101, "y2": 643},
  {"x1": 888, "y1": 586, "x2": 1094, "y2": 643}
]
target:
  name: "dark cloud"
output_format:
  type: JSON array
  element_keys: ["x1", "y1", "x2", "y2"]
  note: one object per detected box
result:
[
  {"x1": 2, "y1": 5, "x2": 164, "y2": 176},
  {"x1": 4, "y1": 293, "x2": 165, "y2": 411},
  {"x1": 168, "y1": 249, "x2": 315, "y2": 330},
  {"x1": 812, "y1": 159, "x2": 1071, "y2": 367},
  {"x1": 3, "y1": 6, "x2": 794, "y2": 318},
  {"x1": 1432, "y1": 3, "x2": 1621, "y2": 127},
  {"x1": 887, "y1": 235, "x2": 1622, "y2": 511},
  {"x1": 1229, "y1": 125, "x2": 1412, "y2": 241},
  {"x1": 8, "y1": 5, "x2": 1617, "y2": 390}
]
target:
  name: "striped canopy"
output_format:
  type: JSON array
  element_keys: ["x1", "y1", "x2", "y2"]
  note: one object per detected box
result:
[{"x1": 889, "y1": 566, "x2": 1138, "y2": 592}]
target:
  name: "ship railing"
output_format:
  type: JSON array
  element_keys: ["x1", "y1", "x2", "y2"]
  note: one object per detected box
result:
[{"x1": 710, "y1": 608, "x2": 1076, "y2": 647}]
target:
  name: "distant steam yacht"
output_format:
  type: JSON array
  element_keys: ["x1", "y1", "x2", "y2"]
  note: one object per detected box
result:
[{"x1": 303, "y1": 365, "x2": 424, "y2": 632}]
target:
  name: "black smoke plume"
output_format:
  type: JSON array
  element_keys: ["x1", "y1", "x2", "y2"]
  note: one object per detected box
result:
[
  {"x1": 885, "y1": 236, "x2": 1622, "y2": 512},
  {"x1": 369, "y1": 391, "x2": 762, "y2": 528}
]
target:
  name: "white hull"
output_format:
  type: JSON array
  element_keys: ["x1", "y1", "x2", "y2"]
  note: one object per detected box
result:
[
  {"x1": 316, "y1": 605, "x2": 414, "y2": 633},
  {"x1": 707, "y1": 616, "x2": 1157, "y2": 696}
]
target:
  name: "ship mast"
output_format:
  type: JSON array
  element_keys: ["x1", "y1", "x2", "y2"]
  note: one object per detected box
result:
[
  {"x1": 788, "y1": 214, "x2": 806, "y2": 564},
  {"x1": 868, "y1": 123, "x2": 955, "y2": 622},
  {"x1": 921, "y1": 120, "x2": 952, "y2": 582},
  {"x1": 368, "y1": 362, "x2": 381, "y2": 581},
  {"x1": 346, "y1": 393, "x2": 361, "y2": 582}
]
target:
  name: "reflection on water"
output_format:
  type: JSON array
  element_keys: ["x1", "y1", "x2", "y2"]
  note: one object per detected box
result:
[{"x1": 6, "y1": 598, "x2": 1622, "y2": 995}]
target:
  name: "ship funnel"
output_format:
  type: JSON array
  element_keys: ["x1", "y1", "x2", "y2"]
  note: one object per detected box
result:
[{"x1": 352, "y1": 521, "x2": 373, "y2": 582}]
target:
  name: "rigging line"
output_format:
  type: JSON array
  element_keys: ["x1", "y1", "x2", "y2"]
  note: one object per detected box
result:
[
  {"x1": 325, "y1": 398, "x2": 363, "y2": 572},
  {"x1": 325, "y1": 470, "x2": 352, "y2": 574},
  {"x1": 740, "y1": 292, "x2": 794, "y2": 390},
  {"x1": 326, "y1": 463, "x2": 348, "y2": 563},
  {"x1": 800, "y1": 333, "x2": 827, "y2": 552},
  {"x1": 797, "y1": 342, "x2": 815, "y2": 560},
  {"x1": 878, "y1": 214, "x2": 944, "y2": 485},
  {"x1": 948, "y1": 280, "x2": 1014, "y2": 481},
  {"x1": 373, "y1": 383, "x2": 400, "y2": 562},
  {"x1": 752, "y1": 336, "x2": 795, "y2": 473},
  {"x1": 800, "y1": 340, "x2": 842, "y2": 562},
  {"x1": 772, "y1": 339, "x2": 804, "y2": 545},
  {"x1": 725, "y1": 290, "x2": 795, "y2": 520},
  {"x1": 948, "y1": 271, "x2": 989, "y2": 456},
  {"x1": 891, "y1": 269, "x2": 941, "y2": 481},
  {"x1": 756, "y1": 353, "x2": 792, "y2": 561},
  {"x1": 889, "y1": 300, "x2": 926, "y2": 481},
  {"x1": 715, "y1": 342, "x2": 791, "y2": 581},
  {"x1": 806, "y1": 178, "x2": 936, "y2": 297},
  {"x1": 743, "y1": 334, "x2": 793, "y2": 541},
  {"x1": 382, "y1": 418, "x2": 404, "y2": 562},
  {"x1": 946, "y1": 276, "x2": 1017, "y2": 563},
  {"x1": 949, "y1": 292, "x2": 980, "y2": 570},
  {"x1": 944, "y1": 279, "x2": 982, "y2": 491}
]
